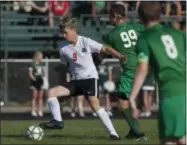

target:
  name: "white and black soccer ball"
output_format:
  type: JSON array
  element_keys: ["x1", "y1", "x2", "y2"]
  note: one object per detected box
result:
[
  {"x1": 103, "y1": 81, "x2": 116, "y2": 93},
  {"x1": 26, "y1": 126, "x2": 44, "y2": 141}
]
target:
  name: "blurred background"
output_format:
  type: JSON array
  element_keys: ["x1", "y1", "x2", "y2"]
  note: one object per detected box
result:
[{"x1": 0, "y1": 1, "x2": 186, "y2": 119}]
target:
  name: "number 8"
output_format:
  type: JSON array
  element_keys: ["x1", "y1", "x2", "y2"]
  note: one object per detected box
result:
[{"x1": 161, "y1": 35, "x2": 178, "y2": 59}]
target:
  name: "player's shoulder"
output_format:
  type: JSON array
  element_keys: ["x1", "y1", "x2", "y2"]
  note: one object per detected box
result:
[
  {"x1": 126, "y1": 21, "x2": 145, "y2": 32},
  {"x1": 166, "y1": 27, "x2": 185, "y2": 36},
  {"x1": 59, "y1": 41, "x2": 71, "y2": 53}
]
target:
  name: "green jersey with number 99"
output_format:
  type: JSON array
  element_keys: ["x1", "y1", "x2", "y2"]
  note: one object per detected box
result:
[
  {"x1": 136, "y1": 24, "x2": 185, "y2": 96},
  {"x1": 104, "y1": 22, "x2": 144, "y2": 71}
]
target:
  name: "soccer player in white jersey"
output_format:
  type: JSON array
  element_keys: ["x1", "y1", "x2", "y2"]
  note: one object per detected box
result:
[{"x1": 39, "y1": 16, "x2": 126, "y2": 140}]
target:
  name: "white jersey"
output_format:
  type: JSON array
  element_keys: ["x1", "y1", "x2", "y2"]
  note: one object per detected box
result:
[{"x1": 59, "y1": 35, "x2": 103, "y2": 80}]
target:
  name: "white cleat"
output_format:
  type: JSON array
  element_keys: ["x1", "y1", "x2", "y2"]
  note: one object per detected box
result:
[
  {"x1": 107, "y1": 111, "x2": 113, "y2": 117},
  {"x1": 0, "y1": 101, "x2": 4, "y2": 106},
  {"x1": 71, "y1": 112, "x2": 76, "y2": 118},
  {"x1": 31, "y1": 111, "x2": 38, "y2": 117},
  {"x1": 38, "y1": 111, "x2": 43, "y2": 117},
  {"x1": 144, "y1": 111, "x2": 151, "y2": 117},
  {"x1": 79, "y1": 112, "x2": 85, "y2": 118},
  {"x1": 92, "y1": 112, "x2": 97, "y2": 117},
  {"x1": 140, "y1": 112, "x2": 146, "y2": 117}
]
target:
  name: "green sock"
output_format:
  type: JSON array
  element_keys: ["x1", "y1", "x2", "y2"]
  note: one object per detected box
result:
[{"x1": 123, "y1": 108, "x2": 141, "y2": 134}]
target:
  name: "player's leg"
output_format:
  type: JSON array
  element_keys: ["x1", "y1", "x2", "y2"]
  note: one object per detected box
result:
[
  {"x1": 160, "y1": 137, "x2": 177, "y2": 145},
  {"x1": 38, "y1": 89, "x2": 44, "y2": 117},
  {"x1": 87, "y1": 95, "x2": 119, "y2": 139},
  {"x1": 70, "y1": 96, "x2": 76, "y2": 118},
  {"x1": 140, "y1": 90, "x2": 148, "y2": 117},
  {"x1": 159, "y1": 94, "x2": 186, "y2": 145},
  {"x1": 84, "y1": 79, "x2": 119, "y2": 140},
  {"x1": 118, "y1": 72, "x2": 146, "y2": 140},
  {"x1": 178, "y1": 135, "x2": 186, "y2": 145},
  {"x1": 31, "y1": 88, "x2": 38, "y2": 117},
  {"x1": 146, "y1": 90, "x2": 153, "y2": 116},
  {"x1": 77, "y1": 95, "x2": 85, "y2": 117},
  {"x1": 105, "y1": 93, "x2": 113, "y2": 116},
  {"x1": 39, "y1": 84, "x2": 73, "y2": 129}
]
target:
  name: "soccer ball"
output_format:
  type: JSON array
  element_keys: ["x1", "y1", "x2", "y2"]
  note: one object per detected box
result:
[
  {"x1": 103, "y1": 81, "x2": 116, "y2": 93},
  {"x1": 26, "y1": 126, "x2": 44, "y2": 141}
]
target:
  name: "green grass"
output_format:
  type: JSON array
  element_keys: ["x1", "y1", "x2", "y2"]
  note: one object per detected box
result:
[{"x1": 1, "y1": 119, "x2": 159, "y2": 144}]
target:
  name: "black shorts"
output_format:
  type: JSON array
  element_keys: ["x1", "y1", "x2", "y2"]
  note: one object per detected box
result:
[
  {"x1": 63, "y1": 78, "x2": 99, "y2": 97},
  {"x1": 30, "y1": 76, "x2": 44, "y2": 90}
]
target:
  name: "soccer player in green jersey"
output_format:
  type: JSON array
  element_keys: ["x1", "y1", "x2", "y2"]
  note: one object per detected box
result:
[
  {"x1": 104, "y1": 4, "x2": 146, "y2": 140},
  {"x1": 129, "y1": 2, "x2": 186, "y2": 145}
]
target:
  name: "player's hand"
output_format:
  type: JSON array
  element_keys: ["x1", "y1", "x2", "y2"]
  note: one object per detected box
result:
[
  {"x1": 32, "y1": 77, "x2": 36, "y2": 81},
  {"x1": 119, "y1": 54, "x2": 127, "y2": 63},
  {"x1": 131, "y1": 108, "x2": 139, "y2": 119}
]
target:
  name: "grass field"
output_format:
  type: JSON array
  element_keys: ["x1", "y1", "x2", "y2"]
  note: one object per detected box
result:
[{"x1": 1, "y1": 119, "x2": 159, "y2": 144}]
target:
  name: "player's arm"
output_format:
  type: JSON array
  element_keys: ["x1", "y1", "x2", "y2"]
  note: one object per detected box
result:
[
  {"x1": 86, "y1": 37, "x2": 125, "y2": 61},
  {"x1": 129, "y1": 37, "x2": 150, "y2": 118},
  {"x1": 28, "y1": 66, "x2": 36, "y2": 81}
]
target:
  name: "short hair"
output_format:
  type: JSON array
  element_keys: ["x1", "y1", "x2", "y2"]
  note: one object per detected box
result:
[
  {"x1": 59, "y1": 15, "x2": 76, "y2": 30},
  {"x1": 110, "y1": 4, "x2": 126, "y2": 18},
  {"x1": 138, "y1": 2, "x2": 161, "y2": 22}
]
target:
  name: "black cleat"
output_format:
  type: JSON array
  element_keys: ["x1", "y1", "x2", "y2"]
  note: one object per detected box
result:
[
  {"x1": 125, "y1": 130, "x2": 147, "y2": 141},
  {"x1": 109, "y1": 134, "x2": 121, "y2": 140},
  {"x1": 125, "y1": 129, "x2": 134, "y2": 139},
  {"x1": 39, "y1": 119, "x2": 64, "y2": 129}
]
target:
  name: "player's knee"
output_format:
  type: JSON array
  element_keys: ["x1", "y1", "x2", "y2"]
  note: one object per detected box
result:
[
  {"x1": 178, "y1": 135, "x2": 186, "y2": 145},
  {"x1": 118, "y1": 99, "x2": 129, "y2": 111},
  {"x1": 47, "y1": 88, "x2": 55, "y2": 98}
]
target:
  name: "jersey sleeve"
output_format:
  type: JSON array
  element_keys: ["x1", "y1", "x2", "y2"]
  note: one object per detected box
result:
[
  {"x1": 28, "y1": 64, "x2": 33, "y2": 71},
  {"x1": 86, "y1": 37, "x2": 103, "y2": 53},
  {"x1": 136, "y1": 37, "x2": 150, "y2": 62},
  {"x1": 59, "y1": 48, "x2": 67, "y2": 65}
]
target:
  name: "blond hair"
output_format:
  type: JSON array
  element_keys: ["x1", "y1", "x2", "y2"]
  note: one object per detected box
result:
[
  {"x1": 33, "y1": 51, "x2": 43, "y2": 61},
  {"x1": 60, "y1": 15, "x2": 76, "y2": 30}
]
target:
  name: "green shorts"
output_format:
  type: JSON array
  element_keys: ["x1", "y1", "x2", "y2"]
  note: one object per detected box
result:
[
  {"x1": 118, "y1": 70, "x2": 135, "y2": 100},
  {"x1": 159, "y1": 94, "x2": 186, "y2": 139}
]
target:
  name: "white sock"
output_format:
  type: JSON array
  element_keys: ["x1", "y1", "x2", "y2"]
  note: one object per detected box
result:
[
  {"x1": 47, "y1": 97, "x2": 62, "y2": 121},
  {"x1": 96, "y1": 108, "x2": 118, "y2": 137}
]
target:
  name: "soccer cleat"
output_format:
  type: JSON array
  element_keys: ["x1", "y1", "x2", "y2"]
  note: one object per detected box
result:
[
  {"x1": 125, "y1": 129, "x2": 134, "y2": 139},
  {"x1": 92, "y1": 112, "x2": 97, "y2": 117},
  {"x1": 109, "y1": 134, "x2": 121, "y2": 140},
  {"x1": 79, "y1": 112, "x2": 85, "y2": 118},
  {"x1": 31, "y1": 111, "x2": 38, "y2": 117},
  {"x1": 134, "y1": 133, "x2": 147, "y2": 141},
  {"x1": 71, "y1": 112, "x2": 76, "y2": 118},
  {"x1": 144, "y1": 111, "x2": 151, "y2": 117},
  {"x1": 38, "y1": 111, "x2": 43, "y2": 117},
  {"x1": 39, "y1": 119, "x2": 64, "y2": 129},
  {"x1": 107, "y1": 111, "x2": 113, "y2": 117},
  {"x1": 126, "y1": 130, "x2": 147, "y2": 141}
]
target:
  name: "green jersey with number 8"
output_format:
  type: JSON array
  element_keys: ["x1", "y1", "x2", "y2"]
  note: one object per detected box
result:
[
  {"x1": 104, "y1": 22, "x2": 144, "y2": 71},
  {"x1": 136, "y1": 24, "x2": 185, "y2": 96}
]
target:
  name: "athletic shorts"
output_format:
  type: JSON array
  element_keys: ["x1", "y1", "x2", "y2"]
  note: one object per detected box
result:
[
  {"x1": 63, "y1": 78, "x2": 99, "y2": 97},
  {"x1": 118, "y1": 70, "x2": 134, "y2": 100},
  {"x1": 159, "y1": 94, "x2": 186, "y2": 139},
  {"x1": 30, "y1": 76, "x2": 44, "y2": 91}
]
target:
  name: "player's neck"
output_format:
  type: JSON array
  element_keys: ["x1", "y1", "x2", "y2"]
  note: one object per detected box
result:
[
  {"x1": 145, "y1": 21, "x2": 160, "y2": 28},
  {"x1": 34, "y1": 61, "x2": 40, "y2": 64},
  {"x1": 70, "y1": 35, "x2": 78, "y2": 46},
  {"x1": 116, "y1": 19, "x2": 125, "y2": 25}
]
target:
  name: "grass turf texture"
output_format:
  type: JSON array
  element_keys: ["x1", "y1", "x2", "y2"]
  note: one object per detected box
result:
[{"x1": 1, "y1": 119, "x2": 159, "y2": 144}]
